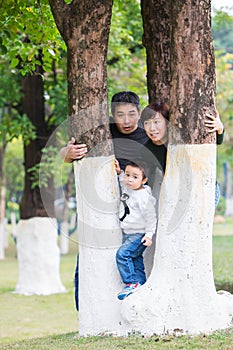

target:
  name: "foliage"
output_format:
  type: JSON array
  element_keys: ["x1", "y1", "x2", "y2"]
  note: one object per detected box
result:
[
  {"x1": 0, "y1": 0, "x2": 65, "y2": 75},
  {"x1": 4, "y1": 138, "x2": 24, "y2": 204},
  {"x1": 215, "y1": 51, "x2": 233, "y2": 180},
  {"x1": 28, "y1": 146, "x2": 58, "y2": 189},
  {"x1": 212, "y1": 10, "x2": 233, "y2": 52}
]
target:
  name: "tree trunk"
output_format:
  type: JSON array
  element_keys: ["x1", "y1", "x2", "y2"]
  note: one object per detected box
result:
[
  {"x1": 121, "y1": 0, "x2": 233, "y2": 336},
  {"x1": 49, "y1": 0, "x2": 124, "y2": 335},
  {"x1": 141, "y1": 0, "x2": 171, "y2": 103},
  {"x1": 60, "y1": 169, "x2": 74, "y2": 255},
  {"x1": 16, "y1": 59, "x2": 65, "y2": 295},
  {"x1": 224, "y1": 163, "x2": 233, "y2": 216},
  {"x1": 20, "y1": 63, "x2": 54, "y2": 219}
]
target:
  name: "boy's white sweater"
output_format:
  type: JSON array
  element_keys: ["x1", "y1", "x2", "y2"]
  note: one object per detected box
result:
[{"x1": 118, "y1": 173, "x2": 157, "y2": 239}]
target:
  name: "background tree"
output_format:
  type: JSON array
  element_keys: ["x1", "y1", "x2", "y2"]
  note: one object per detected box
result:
[{"x1": 0, "y1": 0, "x2": 67, "y2": 293}]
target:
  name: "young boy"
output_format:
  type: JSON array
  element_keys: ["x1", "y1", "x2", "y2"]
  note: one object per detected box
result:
[{"x1": 115, "y1": 160, "x2": 157, "y2": 300}]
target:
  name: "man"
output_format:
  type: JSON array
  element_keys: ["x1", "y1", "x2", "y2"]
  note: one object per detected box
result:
[
  {"x1": 61, "y1": 91, "x2": 148, "y2": 169},
  {"x1": 61, "y1": 91, "x2": 148, "y2": 311}
]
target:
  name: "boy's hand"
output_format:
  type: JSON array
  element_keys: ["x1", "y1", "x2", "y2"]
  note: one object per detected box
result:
[
  {"x1": 61, "y1": 137, "x2": 88, "y2": 163},
  {"x1": 205, "y1": 110, "x2": 224, "y2": 135},
  {"x1": 141, "y1": 236, "x2": 152, "y2": 247},
  {"x1": 114, "y1": 159, "x2": 122, "y2": 175}
]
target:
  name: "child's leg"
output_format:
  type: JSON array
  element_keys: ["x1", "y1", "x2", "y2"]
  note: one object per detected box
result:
[
  {"x1": 133, "y1": 254, "x2": 146, "y2": 285},
  {"x1": 116, "y1": 233, "x2": 146, "y2": 284}
]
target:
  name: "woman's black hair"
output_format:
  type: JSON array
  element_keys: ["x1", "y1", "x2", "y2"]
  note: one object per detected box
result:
[{"x1": 140, "y1": 101, "x2": 169, "y2": 124}]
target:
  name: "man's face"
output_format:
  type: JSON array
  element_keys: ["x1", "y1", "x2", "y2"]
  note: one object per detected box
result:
[{"x1": 114, "y1": 104, "x2": 140, "y2": 134}]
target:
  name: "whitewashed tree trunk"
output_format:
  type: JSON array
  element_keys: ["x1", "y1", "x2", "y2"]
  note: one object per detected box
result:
[
  {"x1": 74, "y1": 156, "x2": 123, "y2": 336},
  {"x1": 120, "y1": 144, "x2": 233, "y2": 335},
  {"x1": 14, "y1": 217, "x2": 66, "y2": 295},
  {"x1": 0, "y1": 219, "x2": 5, "y2": 260},
  {"x1": 75, "y1": 145, "x2": 233, "y2": 336},
  {"x1": 3, "y1": 217, "x2": 8, "y2": 248},
  {"x1": 10, "y1": 211, "x2": 17, "y2": 240},
  {"x1": 60, "y1": 221, "x2": 69, "y2": 255}
]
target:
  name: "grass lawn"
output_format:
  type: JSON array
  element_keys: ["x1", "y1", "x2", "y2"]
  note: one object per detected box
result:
[{"x1": 0, "y1": 218, "x2": 233, "y2": 349}]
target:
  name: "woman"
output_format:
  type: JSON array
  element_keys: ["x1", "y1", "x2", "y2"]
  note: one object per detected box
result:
[{"x1": 140, "y1": 101, "x2": 224, "y2": 205}]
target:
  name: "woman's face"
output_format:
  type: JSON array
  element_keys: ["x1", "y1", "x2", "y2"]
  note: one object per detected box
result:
[{"x1": 143, "y1": 112, "x2": 168, "y2": 145}]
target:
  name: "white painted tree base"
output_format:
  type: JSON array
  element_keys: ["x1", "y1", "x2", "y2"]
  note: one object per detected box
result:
[
  {"x1": 120, "y1": 144, "x2": 233, "y2": 336},
  {"x1": 74, "y1": 156, "x2": 123, "y2": 336},
  {"x1": 0, "y1": 219, "x2": 5, "y2": 260},
  {"x1": 60, "y1": 221, "x2": 69, "y2": 255},
  {"x1": 74, "y1": 146, "x2": 233, "y2": 337},
  {"x1": 14, "y1": 217, "x2": 66, "y2": 295}
]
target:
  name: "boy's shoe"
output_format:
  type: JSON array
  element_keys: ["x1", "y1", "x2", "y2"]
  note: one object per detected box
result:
[{"x1": 117, "y1": 283, "x2": 141, "y2": 300}]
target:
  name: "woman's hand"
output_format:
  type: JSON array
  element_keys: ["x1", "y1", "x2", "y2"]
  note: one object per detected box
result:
[{"x1": 205, "y1": 110, "x2": 224, "y2": 135}]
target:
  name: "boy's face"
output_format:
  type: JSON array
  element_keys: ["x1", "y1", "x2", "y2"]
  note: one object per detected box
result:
[
  {"x1": 123, "y1": 165, "x2": 147, "y2": 190},
  {"x1": 143, "y1": 113, "x2": 168, "y2": 145},
  {"x1": 114, "y1": 104, "x2": 140, "y2": 134}
]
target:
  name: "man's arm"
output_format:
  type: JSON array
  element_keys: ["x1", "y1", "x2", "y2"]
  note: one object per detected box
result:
[{"x1": 60, "y1": 137, "x2": 88, "y2": 163}]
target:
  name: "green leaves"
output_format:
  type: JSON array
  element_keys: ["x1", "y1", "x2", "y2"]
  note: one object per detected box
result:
[{"x1": 0, "y1": 0, "x2": 66, "y2": 75}]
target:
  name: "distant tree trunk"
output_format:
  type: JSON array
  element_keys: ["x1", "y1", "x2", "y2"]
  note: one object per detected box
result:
[
  {"x1": 49, "y1": 0, "x2": 123, "y2": 335},
  {"x1": 121, "y1": 0, "x2": 233, "y2": 336},
  {"x1": 141, "y1": 0, "x2": 171, "y2": 103},
  {"x1": 224, "y1": 163, "x2": 233, "y2": 216},
  {"x1": 20, "y1": 62, "x2": 54, "y2": 219},
  {"x1": 0, "y1": 141, "x2": 6, "y2": 260},
  {"x1": 15, "y1": 58, "x2": 65, "y2": 296},
  {"x1": 60, "y1": 169, "x2": 74, "y2": 255}
]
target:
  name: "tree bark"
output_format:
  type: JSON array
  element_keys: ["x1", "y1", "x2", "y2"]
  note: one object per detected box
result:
[
  {"x1": 141, "y1": 0, "x2": 171, "y2": 103},
  {"x1": 20, "y1": 61, "x2": 55, "y2": 219},
  {"x1": 169, "y1": 0, "x2": 216, "y2": 145}
]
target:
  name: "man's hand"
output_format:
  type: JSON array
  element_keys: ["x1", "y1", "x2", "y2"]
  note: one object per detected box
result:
[
  {"x1": 141, "y1": 236, "x2": 152, "y2": 247},
  {"x1": 60, "y1": 137, "x2": 88, "y2": 163}
]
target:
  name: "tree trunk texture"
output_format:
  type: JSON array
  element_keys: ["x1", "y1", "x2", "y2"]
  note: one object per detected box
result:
[
  {"x1": 141, "y1": 0, "x2": 171, "y2": 103},
  {"x1": 20, "y1": 62, "x2": 55, "y2": 219}
]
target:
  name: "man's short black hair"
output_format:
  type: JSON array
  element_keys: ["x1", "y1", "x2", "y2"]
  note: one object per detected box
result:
[{"x1": 111, "y1": 91, "x2": 141, "y2": 116}]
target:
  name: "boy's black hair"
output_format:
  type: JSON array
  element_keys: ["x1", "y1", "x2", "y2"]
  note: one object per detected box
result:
[
  {"x1": 124, "y1": 160, "x2": 148, "y2": 180},
  {"x1": 111, "y1": 91, "x2": 141, "y2": 116},
  {"x1": 140, "y1": 101, "x2": 169, "y2": 124}
]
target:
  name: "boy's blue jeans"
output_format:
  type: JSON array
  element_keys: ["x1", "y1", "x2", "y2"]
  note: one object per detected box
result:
[{"x1": 116, "y1": 232, "x2": 147, "y2": 285}]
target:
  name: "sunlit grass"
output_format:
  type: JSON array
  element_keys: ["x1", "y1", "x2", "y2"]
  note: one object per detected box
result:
[{"x1": 0, "y1": 220, "x2": 233, "y2": 348}]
